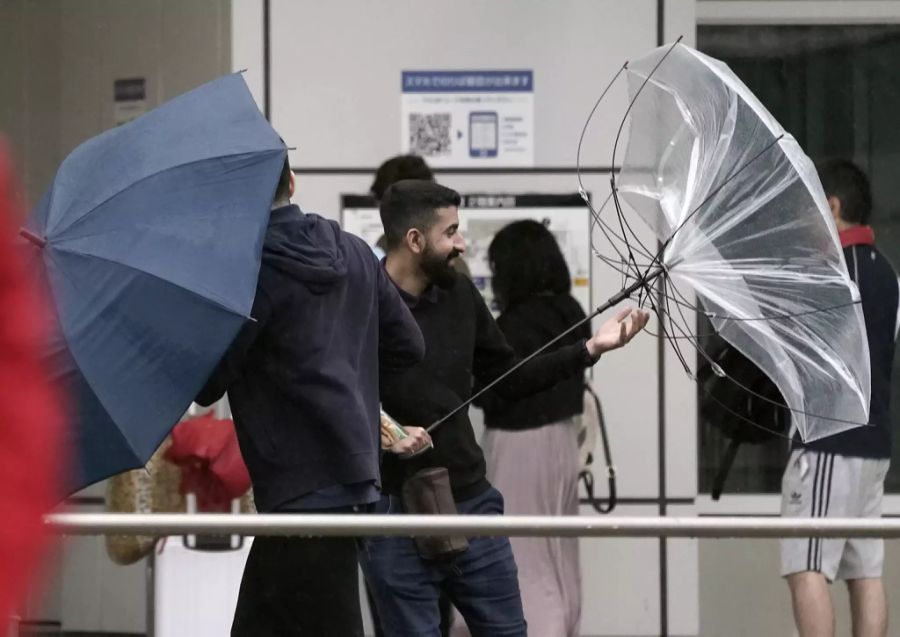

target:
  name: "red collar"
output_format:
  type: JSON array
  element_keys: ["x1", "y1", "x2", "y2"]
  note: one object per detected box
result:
[{"x1": 839, "y1": 225, "x2": 875, "y2": 248}]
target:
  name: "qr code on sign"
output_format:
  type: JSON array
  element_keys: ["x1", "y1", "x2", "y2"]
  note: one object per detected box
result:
[{"x1": 409, "y1": 113, "x2": 451, "y2": 157}]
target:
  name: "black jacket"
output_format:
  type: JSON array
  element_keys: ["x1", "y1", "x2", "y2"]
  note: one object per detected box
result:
[
  {"x1": 380, "y1": 274, "x2": 593, "y2": 501},
  {"x1": 478, "y1": 294, "x2": 590, "y2": 430},
  {"x1": 197, "y1": 204, "x2": 424, "y2": 511}
]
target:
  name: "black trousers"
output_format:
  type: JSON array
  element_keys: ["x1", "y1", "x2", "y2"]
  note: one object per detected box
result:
[{"x1": 231, "y1": 535, "x2": 363, "y2": 637}]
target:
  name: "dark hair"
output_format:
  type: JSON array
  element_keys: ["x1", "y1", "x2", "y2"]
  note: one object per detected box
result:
[
  {"x1": 488, "y1": 220, "x2": 571, "y2": 311},
  {"x1": 817, "y1": 158, "x2": 872, "y2": 225},
  {"x1": 379, "y1": 180, "x2": 461, "y2": 250},
  {"x1": 371, "y1": 155, "x2": 434, "y2": 201},
  {"x1": 274, "y1": 156, "x2": 292, "y2": 202}
]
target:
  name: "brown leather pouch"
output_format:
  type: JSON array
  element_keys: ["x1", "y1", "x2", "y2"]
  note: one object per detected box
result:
[{"x1": 400, "y1": 467, "x2": 469, "y2": 561}]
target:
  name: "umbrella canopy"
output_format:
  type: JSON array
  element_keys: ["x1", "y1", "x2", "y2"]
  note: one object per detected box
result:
[
  {"x1": 615, "y1": 43, "x2": 870, "y2": 442},
  {"x1": 19, "y1": 73, "x2": 286, "y2": 493}
]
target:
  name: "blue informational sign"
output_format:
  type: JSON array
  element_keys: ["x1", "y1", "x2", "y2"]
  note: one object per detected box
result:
[
  {"x1": 401, "y1": 70, "x2": 534, "y2": 167},
  {"x1": 402, "y1": 70, "x2": 533, "y2": 92}
]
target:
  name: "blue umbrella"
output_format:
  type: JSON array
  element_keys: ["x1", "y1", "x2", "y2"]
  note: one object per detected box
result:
[{"x1": 18, "y1": 73, "x2": 286, "y2": 493}]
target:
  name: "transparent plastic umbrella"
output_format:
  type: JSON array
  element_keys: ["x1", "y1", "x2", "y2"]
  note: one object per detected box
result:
[
  {"x1": 426, "y1": 41, "x2": 870, "y2": 447},
  {"x1": 611, "y1": 42, "x2": 870, "y2": 442}
]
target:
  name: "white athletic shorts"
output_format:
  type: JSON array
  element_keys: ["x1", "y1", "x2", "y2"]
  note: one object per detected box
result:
[{"x1": 780, "y1": 448, "x2": 890, "y2": 581}]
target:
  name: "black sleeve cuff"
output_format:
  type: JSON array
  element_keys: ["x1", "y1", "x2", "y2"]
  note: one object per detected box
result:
[{"x1": 581, "y1": 339, "x2": 601, "y2": 366}]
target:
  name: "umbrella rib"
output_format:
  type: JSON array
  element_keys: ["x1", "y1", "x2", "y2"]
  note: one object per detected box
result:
[
  {"x1": 640, "y1": 277, "x2": 797, "y2": 445},
  {"x1": 659, "y1": 267, "x2": 863, "y2": 324},
  {"x1": 607, "y1": 39, "x2": 685, "y2": 281},
  {"x1": 659, "y1": 277, "x2": 697, "y2": 373},
  {"x1": 575, "y1": 62, "x2": 659, "y2": 272},
  {"x1": 43, "y1": 257, "x2": 186, "y2": 465},
  {"x1": 47, "y1": 148, "x2": 284, "y2": 238},
  {"x1": 657, "y1": 297, "x2": 797, "y2": 441},
  {"x1": 644, "y1": 272, "x2": 865, "y2": 436},
  {"x1": 661, "y1": 285, "x2": 869, "y2": 430},
  {"x1": 588, "y1": 191, "x2": 658, "y2": 269},
  {"x1": 668, "y1": 317, "x2": 800, "y2": 442},
  {"x1": 49, "y1": 245, "x2": 253, "y2": 320},
  {"x1": 576, "y1": 48, "x2": 683, "y2": 284}
]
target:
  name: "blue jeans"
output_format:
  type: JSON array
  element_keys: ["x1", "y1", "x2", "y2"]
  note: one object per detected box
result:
[{"x1": 359, "y1": 486, "x2": 527, "y2": 637}]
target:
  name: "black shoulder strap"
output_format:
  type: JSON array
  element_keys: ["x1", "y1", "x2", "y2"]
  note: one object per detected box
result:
[
  {"x1": 581, "y1": 383, "x2": 617, "y2": 514},
  {"x1": 711, "y1": 437, "x2": 742, "y2": 501}
]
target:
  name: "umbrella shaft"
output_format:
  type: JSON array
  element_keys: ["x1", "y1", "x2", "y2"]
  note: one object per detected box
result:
[
  {"x1": 425, "y1": 265, "x2": 665, "y2": 435},
  {"x1": 605, "y1": 265, "x2": 664, "y2": 312}
]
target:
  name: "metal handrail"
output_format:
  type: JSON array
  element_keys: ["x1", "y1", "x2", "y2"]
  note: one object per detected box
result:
[{"x1": 44, "y1": 513, "x2": 900, "y2": 538}]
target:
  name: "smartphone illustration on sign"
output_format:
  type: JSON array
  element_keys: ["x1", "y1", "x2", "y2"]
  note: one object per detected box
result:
[{"x1": 469, "y1": 111, "x2": 498, "y2": 158}]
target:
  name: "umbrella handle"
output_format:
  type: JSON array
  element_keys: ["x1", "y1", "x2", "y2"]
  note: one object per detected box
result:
[
  {"x1": 398, "y1": 442, "x2": 434, "y2": 460},
  {"x1": 18, "y1": 228, "x2": 46, "y2": 248},
  {"x1": 382, "y1": 410, "x2": 435, "y2": 459}
]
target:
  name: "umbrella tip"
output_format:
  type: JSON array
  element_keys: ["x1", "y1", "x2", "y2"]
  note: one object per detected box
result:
[{"x1": 18, "y1": 228, "x2": 47, "y2": 248}]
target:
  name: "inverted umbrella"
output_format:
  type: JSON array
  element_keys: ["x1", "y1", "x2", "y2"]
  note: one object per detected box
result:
[
  {"x1": 18, "y1": 73, "x2": 286, "y2": 493},
  {"x1": 610, "y1": 42, "x2": 869, "y2": 442},
  {"x1": 426, "y1": 42, "x2": 869, "y2": 447}
]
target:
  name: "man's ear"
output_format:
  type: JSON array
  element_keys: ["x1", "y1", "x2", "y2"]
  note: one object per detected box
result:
[
  {"x1": 405, "y1": 228, "x2": 425, "y2": 255},
  {"x1": 288, "y1": 169, "x2": 296, "y2": 198},
  {"x1": 827, "y1": 195, "x2": 844, "y2": 223}
]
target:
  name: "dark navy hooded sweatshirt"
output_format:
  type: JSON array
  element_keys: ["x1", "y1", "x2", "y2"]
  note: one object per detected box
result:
[
  {"x1": 197, "y1": 204, "x2": 424, "y2": 512},
  {"x1": 795, "y1": 225, "x2": 900, "y2": 458}
]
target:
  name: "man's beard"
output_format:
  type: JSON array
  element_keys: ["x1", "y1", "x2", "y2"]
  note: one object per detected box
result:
[{"x1": 421, "y1": 244, "x2": 460, "y2": 290}]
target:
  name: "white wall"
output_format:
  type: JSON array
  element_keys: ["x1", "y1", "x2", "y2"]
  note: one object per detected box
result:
[
  {"x1": 0, "y1": 0, "x2": 63, "y2": 212},
  {"x1": 57, "y1": 0, "x2": 230, "y2": 159},
  {"x1": 268, "y1": 1, "x2": 654, "y2": 168}
]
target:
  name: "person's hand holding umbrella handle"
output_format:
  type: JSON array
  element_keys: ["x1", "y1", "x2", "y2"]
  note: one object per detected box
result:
[{"x1": 380, "y1": 410, "x2": 433, "y2": 458}]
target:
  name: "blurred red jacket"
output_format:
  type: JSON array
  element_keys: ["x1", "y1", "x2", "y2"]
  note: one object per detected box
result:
[{"x1": 0, "y1": 140, "x2": 63, "y2": 622}]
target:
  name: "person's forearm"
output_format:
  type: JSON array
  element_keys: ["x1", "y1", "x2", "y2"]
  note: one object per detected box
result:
[{"x1": 479, "y1": 340, "x2": 590, "y2": 401}]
